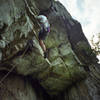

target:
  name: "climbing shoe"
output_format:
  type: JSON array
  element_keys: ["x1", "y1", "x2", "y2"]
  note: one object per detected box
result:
[{"x1": 44, "y1": 51, "x2": 48, "y2": 58}]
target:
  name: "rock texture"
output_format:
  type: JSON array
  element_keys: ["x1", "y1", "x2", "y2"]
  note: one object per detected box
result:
[
  {"x1": 0, "y1": 72, "x2": 37, "y2": 100},
  {"x1": 0, "y1": 0, "x2": 100, "y2": 100}
]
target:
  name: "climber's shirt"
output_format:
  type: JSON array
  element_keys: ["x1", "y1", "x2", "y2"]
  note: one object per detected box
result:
[
  {"x1": 36, "y1": 15, "x2": 50, "y2": 30},
  {"x1": 36, "y1": 15, "x2": 50, "y2": 40}
]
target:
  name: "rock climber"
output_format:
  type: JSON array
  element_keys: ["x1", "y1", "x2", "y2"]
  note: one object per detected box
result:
[{"x1": 36, "y1": 15, "x2": 50, "y2": 58}]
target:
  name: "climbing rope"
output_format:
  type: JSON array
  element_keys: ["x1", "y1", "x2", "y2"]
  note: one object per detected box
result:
[
  {"x1": 0, "y1": 0, "x2": 37, "y2": 85},
  {"x1": 24, "y1": 0, "x2": 40, "y2": 40},
  {"x1": 24, "y1": 0, "x2": 39, "y2": 16},
  {"x1": 0, "y1": 46, "x2": 29, "y2": 85},
  {"x1": 0, "y1": 64, "x2": 16, "y2": 85},
  {"x1": 0, "y1": 0, "x2": 52, "y2": 86}
]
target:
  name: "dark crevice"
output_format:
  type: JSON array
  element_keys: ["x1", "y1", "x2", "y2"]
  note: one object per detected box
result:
[{"x1": 27, "y1": 76, "x2": 52, "y2": 100}]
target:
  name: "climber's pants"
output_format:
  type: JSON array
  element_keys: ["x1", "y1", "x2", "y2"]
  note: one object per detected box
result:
[{"x1": 38, "y1": 27, "x2": 50, "y2": 40}]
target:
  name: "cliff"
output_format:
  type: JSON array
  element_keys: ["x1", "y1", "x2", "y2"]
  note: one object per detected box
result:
[{"x1": 0, "y1": 0, "x2": 100, "y2": 100}]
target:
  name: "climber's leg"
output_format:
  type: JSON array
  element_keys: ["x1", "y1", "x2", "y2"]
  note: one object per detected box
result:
[
  {"x1": 38, "y1": 27, "x2": 50, "y2": 58},
  {"x1": 39, "y1": 39, "x2": 46, "y2": 52},
  {"x1": 39, "y1": 39, "x2": 48, "y2": 58}
]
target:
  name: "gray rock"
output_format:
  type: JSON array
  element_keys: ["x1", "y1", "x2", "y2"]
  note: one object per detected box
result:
[
  {"x1": 0, "y1": 73, "x2": 37, "y2": 100},
  {"x1": 0, "y1": 0, "x2": 100, "y2": 99}
]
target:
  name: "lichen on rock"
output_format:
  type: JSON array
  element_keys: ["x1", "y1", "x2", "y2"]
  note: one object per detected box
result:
[{"x1": 0, "y1": 0, "x2": 100, "y2": 100}]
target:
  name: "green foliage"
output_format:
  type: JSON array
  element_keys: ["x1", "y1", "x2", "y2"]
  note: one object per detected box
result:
[{"x1": 91, "y1": 33, "x2": 100, "y2": 55}]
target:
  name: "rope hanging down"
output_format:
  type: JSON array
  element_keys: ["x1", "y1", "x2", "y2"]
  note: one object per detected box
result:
[
  {"x1": 24, "y1": 0, "x2": 37, "y2": 17},
  {"x1": 0, "y1": 65, "x2": 16, "y2": 85},
  {"x1": 0, "y1": 0, "x2": 38, "y2": 85},
  {"x1": 0, "y1": 0, "x2": 52, "y2": 85}
]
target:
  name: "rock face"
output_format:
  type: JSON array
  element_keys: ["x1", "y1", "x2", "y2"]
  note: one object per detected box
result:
[
  {"x1": 0, "y1": 0, "x2": 100, "y2": 100},
  {"x1": 0, "y1": 72, "x2": 37, "y2": 100}
]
